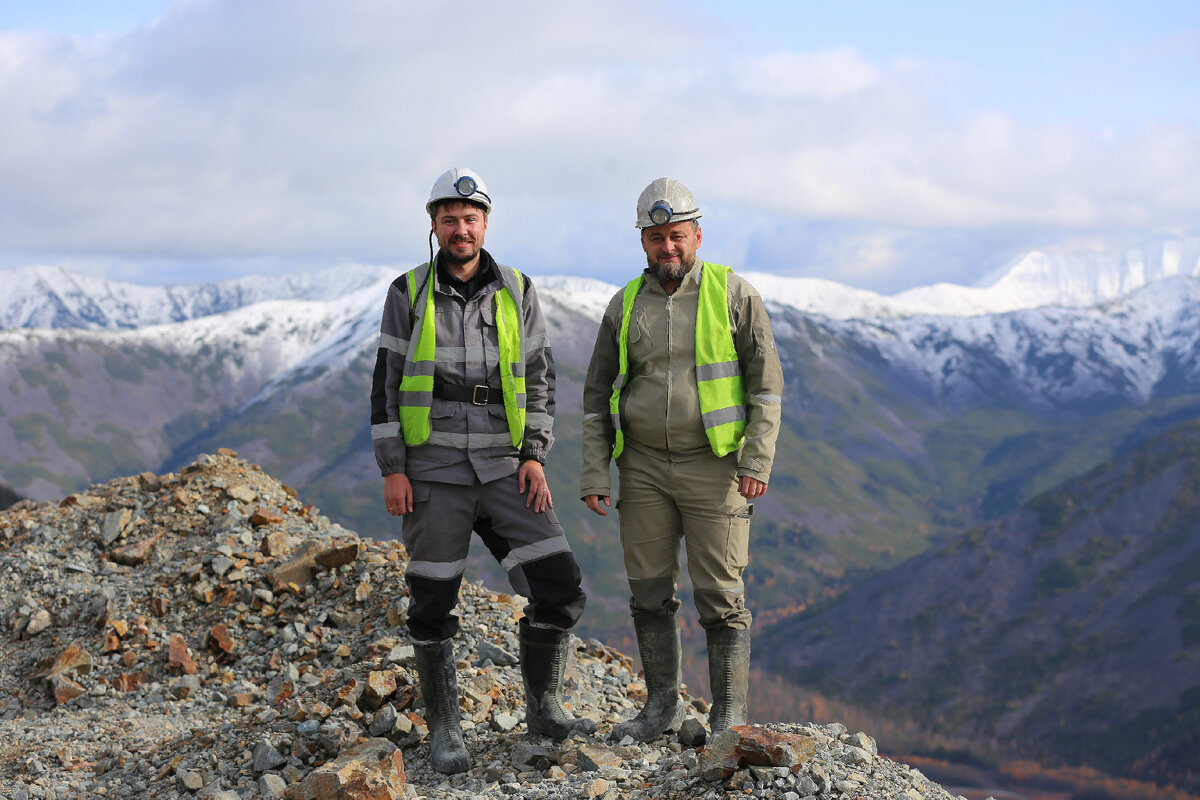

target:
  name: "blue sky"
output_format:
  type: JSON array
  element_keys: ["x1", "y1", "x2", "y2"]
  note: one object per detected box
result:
[{"x1": 1, "y1": 0, "x2": 1197, "y2": 292}]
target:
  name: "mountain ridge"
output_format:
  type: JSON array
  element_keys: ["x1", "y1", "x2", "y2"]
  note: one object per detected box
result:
[
  {"x1": 758, "y1": 416, "x2": 1200, "y2": 792},
  {"x1": 6, "y1": 235, "x2": 1200, "y2": 332}
]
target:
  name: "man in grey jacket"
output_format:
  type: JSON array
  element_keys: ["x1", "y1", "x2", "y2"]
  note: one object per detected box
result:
[
  {"x1": 582, "y1": 178, "x2": 783, "y2": 742},
  {"x1": 370, "y1": 167, "x2": 593, "y2": 773}
]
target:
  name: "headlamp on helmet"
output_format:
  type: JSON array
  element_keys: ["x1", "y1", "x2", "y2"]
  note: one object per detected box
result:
[
  {"x1": 427, "y1": 167, "x2": 492, "y2": 216},
  {"x1": 635, "y1": 177, "x2": 701, "y2": 229},
  {"x1": 454, "y1": 175, "x2": 478, "y2": 198},
  {"x1": 648, "y1": 201, "x2": 673, "y2": 226}
]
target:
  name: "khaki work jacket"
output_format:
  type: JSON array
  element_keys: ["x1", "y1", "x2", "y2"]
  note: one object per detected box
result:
[{"x1": 580, "y1": 262, "x2": 783, "y2": 498}]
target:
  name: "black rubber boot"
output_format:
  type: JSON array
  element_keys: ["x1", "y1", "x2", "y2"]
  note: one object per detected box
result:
[
  {"x1": 519, "y1": 619, "x2": 598, "y2": 739},
  {"x1": 706, "y1": 628, "x2": 751, "y2": 732},
  {"x1": 412, "y1": 640, "x2": 471, "y2": 774},
  {"x1": 611, "y1": 614, "x2": 687, "y2": 742}
]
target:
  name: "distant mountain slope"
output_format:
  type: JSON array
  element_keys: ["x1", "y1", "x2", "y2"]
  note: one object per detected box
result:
[
  {"x1": 4, "y1": 264, "x2": 1200, "y2": 641},
  {"x1": 832, "y1": 276, "x2": 1200, "y2": 411},
  {"x1": 6, "y1": 235, "x2": 1200, "y2": 330},
  {"x1": 895, "y1": 237, "x2": 1200, "y2": 316},
  {"x1": 760, "y1": 417, "x2": 1200, "y2": 791},
  {"x1": 1, "y1": 264, "x2": 395, "y2": 329},
  {"x1": 0, "y1": 483, "x2": 19, "y2": 511}
]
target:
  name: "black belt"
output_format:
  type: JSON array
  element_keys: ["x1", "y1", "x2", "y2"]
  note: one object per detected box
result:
[{"x1": 433, "y1": 383, "x2": 504, "y2": 406}]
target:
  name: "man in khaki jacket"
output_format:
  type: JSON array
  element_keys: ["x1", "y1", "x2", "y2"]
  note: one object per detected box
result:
[{"x1": 581, "y1": 177, "x2": 783, "y2": 742}]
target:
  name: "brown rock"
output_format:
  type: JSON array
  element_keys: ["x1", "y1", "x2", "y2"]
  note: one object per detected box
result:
[
  {"x1": 700, "y1": 726, "x2": 817, "y2": 782},
  {"x1": 60, "y1": 494, "x2": 103, "y2": 508},
  {"x1": 576, "y1": 743, "x2": 623, "y2": 772},
  {"x1": 269, "y1": 543, "x2": 320, "y2": 587},
  {"x1": 35, "y1": 643, "x2": 93, "y2": 679},
  {"x1": 297, "y1": 737, "x2": 405, "y2": 800},
  {"x1": 150, "y1": 595, "x2": 170, "y2": 617},
  {"x1": 208, "y1": 623, "x2": 235, "y2": 654},
  {"x1": 260, "y1": 530, "x2": 294, "y2": 557},
  {"x1": 355, "y1": 580, "x2": 372, "y2": 602},
  {"x1": 113, "y1": 671, "x2": 149, "y2": 692},
  {"x1": 227, "y1": 484, "x2": 257, "y2": 504},
  {"x1": 49, "y1": 674, "x2": 86, "y2": 705},
  {"x1": 364, "y1": 670, "x2": 397, "y2": 706},
  {"x1": 732, "y1": 725, "x2": 816, "y2": 768},
  {"x1": 227, "y1": 693, "x2": 254, "y2": 708},
  {"x1": 272, "y1": 679, "x2": 295, "y2": 705},
  {"x1": 250, "y1": 507, "x2": 284, "y2": 527},
  {"x1": 110, "y1": 530, "x2": 166, "y2": 566},
  {"x1": 336, "y1": 678, "x2": 364, "y2": 707},
  {"x1": 700, "y1": 729, "x2": 741, "y2": 782},
  {"x1": 168, "y1": 634, "x2": 198, "y2": 674},
  {"x1": 316, "y1": 542, "x2": 360, "y2": 569},
  {"x1": 585, "y1": 778, "x2": 610, "y2": 799},
  {"x1": 393, "y1": 687, "x2": 414, "y2": 712}
]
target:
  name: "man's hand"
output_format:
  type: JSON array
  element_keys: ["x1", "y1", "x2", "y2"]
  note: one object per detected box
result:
[
  {"x1": 584, "y1": 494, "x2": 611, "y2": 517},
  {"x1": 518, "y1": 460, "x2": 553, "y2": 513},
  {"x1": 384, "y1": 473, "x2": 414, "y2": 515},
  {"x1": 738, "y1": 475, "x2": 768, "y2": 500}
]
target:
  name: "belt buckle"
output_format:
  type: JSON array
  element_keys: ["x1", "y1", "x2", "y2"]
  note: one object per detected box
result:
[{"x1": 471, "y1": 385, "x2": 489, "y2": 406}]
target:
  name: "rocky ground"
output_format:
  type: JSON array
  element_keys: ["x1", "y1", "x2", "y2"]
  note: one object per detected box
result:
[{"x1": 0, "y1": 450, "x2": 968, "y2": 800}]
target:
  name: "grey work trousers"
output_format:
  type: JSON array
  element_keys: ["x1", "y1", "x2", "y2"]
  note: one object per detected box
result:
[
  {"x1": 401, "y1": 472, "x2": 587, "y2": 643},
  {"x1": 616, "y1": 446, "x2": 753, "y2": 630}
]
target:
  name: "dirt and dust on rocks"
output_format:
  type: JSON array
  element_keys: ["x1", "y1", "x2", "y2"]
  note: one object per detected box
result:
[{"x1": 0, "y1": 450, "x2": 970, "y2": 800}]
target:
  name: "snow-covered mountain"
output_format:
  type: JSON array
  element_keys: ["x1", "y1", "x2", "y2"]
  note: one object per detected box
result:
[
  {"x1": 5, "y1": 240, "x2": 1200, "y2": 645},
  {"x1": 824, "y1": 275, "x2": 1200, "y2": 410},
  {"x1": 0, "y1": 264, "x2": 396, "y2": 330},
  {"x1": 5, "y1": 236, "x2": 1200, "y2": 330},
  {"x1": 4, "y1": 239, "x2": 1200, "y2": 422},
  {"x1": 894, "y1": 237, "x2": 1200, "y2": 317}
]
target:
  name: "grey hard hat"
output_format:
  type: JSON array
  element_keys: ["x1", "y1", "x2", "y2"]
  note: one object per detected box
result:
[
  {"x1": 635, "y1": 177, "x2": 701, "y2": 229},
  {"x1": 426, "y1": 166, "x2": 491, "y2": 215}
]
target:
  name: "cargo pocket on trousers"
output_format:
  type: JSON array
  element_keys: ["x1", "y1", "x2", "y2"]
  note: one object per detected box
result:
[
  {"x1": 726, "y1": 505, "x2": 752, "y2": 569},
  {"x1": 400, "y1": 480, "x2": 433, "y2": 549}
]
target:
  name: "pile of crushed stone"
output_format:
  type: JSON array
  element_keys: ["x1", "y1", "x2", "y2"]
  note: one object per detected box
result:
[{"x1": 0, "y1": 450, "x2": 966, "y2": 800}]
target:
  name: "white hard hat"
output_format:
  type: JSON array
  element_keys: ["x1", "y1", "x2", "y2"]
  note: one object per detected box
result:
[
  {"x1": 426, "y1": 167, "x2": 491, "y2": 215},
  {"x1": 635, "y1": 177, "x2": 701, "y2": 229}
]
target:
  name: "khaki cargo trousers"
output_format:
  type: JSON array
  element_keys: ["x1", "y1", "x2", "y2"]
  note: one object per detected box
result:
[{"x1": 616, "y1": 446, "x2": 753, "y2": 630}]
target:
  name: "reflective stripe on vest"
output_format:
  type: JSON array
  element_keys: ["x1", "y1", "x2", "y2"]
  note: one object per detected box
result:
[
  {"x1": 398, "y1": 261, "x2": 527, "y2": 448},
  {"x1": 609, "y1": 263, "x2": 746, "y2": 458}
]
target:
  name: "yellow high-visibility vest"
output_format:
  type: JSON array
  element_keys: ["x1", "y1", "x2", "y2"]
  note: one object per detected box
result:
[
  {"x1": 398, "y1": 261, "x2": 526, "y2": 448},
  {"x1": 610, "y1": 264, "x2": 746, "y2": 458}
]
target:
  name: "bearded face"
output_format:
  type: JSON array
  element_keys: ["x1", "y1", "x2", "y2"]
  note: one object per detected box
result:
[{"x1": 641, "y1": 220, "x2": 701, "y2": 284}]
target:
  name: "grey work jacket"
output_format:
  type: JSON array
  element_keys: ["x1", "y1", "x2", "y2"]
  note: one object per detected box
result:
[
  {"x1": 580, "y1": 261, "x2": 783, "y2": 498},
  {"x1": 370, "y1": 251, "x2": 555, "y2": 484}
]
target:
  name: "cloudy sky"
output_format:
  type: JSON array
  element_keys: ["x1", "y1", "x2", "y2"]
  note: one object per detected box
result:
[{"x1": 1, "y1": 0, "x2": 1198, "y2": 292}]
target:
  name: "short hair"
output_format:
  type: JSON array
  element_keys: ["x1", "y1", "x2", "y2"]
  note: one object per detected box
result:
[{"x1": 429, "y1": 198, "x2": 489, "y2": 222}]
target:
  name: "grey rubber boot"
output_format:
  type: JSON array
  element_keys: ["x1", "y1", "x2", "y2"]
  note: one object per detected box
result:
[
  {"x1": 412, "y1": 640, "x2": 471, "y2": 774},
  {"x1": 611, "y1": 614, "x2": 687, "y2": 742},
  {"x1": 706, "y1": 628, "x2": 751, "y2": 732},
  {"x1": 519, "y1": 620, "x2": 598, "y2": 739}
]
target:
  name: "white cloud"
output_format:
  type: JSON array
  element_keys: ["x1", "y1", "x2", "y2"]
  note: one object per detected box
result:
[
  {"x1": 735, "y1": 47, "x2": 880, "y2": 100},
  {"x1": 0, "y1": 0, "x2": 1197, "y2": 291}
]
